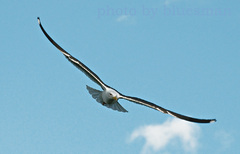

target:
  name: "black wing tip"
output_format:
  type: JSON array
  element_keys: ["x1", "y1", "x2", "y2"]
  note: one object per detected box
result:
[{"x1": 197, "y1": 118, "x2": 216, "y2": 124}]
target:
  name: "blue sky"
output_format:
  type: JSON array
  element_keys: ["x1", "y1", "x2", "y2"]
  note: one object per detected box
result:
[{"x1": 0, "y1": 0, "x2": 239, "y2": 153}]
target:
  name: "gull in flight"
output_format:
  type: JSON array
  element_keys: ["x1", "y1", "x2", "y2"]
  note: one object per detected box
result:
[{"x1": 37, "y1": 17, "x2": 216, "y2": 123}]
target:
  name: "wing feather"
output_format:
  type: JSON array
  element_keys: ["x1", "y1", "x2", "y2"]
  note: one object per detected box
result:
[
  {"x1": 37, "y1": 17, "x2": 106, "y2": 89},
  {"x1": 121, "y1": 95, "x2": 216, "y2": 123}
]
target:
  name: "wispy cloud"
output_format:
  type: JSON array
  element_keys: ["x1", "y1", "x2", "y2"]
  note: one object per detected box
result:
[
  {"x1": 116, "y1": 15, "x2": 136, "y2": 24},
  {"x1": 129, "y1": 118, "x2": 200, "y2": 154},
  {"x1": 116, "y1": 15, "x2": 130, "y2": 22},
  {"x1": 164, "y1": 0, "x2": 181, "y2": 6},
  {"x1": 215, "y1": 130, "x2": 234, "y2": 150},
  {"x1": 163, "y1": 0, "x2": 209, "y2": 6}
]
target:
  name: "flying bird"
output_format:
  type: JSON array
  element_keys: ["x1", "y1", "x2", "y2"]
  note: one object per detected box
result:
[{"x1": 37, "y1": 17, "x2": 216, "y2": 123}]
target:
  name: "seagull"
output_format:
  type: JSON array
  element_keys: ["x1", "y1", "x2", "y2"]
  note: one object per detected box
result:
[{"x1": 37, "y1": 17, "x2": 216, "y2": 124}]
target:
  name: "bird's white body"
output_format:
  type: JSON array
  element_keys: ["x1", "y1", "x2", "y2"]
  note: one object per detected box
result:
[{"x1": 87, "y1": 85, "x2": 127, "y2": 112}]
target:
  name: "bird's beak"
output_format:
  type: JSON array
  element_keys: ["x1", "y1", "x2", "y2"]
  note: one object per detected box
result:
[{"x1": 113, "y1": 96, "x2": 118, "y2": 101}]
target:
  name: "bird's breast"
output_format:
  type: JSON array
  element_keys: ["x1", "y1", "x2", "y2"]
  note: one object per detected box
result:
[{"x1": 102, "y1": 92, "x2": 115, "y2": 104}]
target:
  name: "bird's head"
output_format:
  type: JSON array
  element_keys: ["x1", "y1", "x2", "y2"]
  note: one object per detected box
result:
[{"x1": 106, "y1": 89, "x2": 119, "y2": 101}]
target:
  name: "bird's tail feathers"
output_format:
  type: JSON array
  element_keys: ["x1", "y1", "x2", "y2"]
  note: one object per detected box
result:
[{"x1": 105, "y1": 102, "x2": 128, "y2": 112}]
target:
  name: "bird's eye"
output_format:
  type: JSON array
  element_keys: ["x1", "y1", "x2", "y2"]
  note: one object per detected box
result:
[{"x1": 110, "y1": 93, "x2": 112, "y2": 96}]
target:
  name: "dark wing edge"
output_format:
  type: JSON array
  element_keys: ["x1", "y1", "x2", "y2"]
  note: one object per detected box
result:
[
  {"x1": 37, "y1": 17, "x2": 106, "y2": 89},
  {"x1": 121, "y1": 95, "x2": 216, "y2": 124}
]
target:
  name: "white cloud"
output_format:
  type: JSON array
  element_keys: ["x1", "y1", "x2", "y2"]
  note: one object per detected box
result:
[{"x1": 129, "y1": 118, "x2": 200, "y2": 154}]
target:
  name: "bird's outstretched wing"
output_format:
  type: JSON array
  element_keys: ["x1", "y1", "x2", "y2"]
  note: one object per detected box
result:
[
  {"x1": 37, "y1": 17, "x2": 107, "y2": 89},
  {"x1": 121, "y1": 95, "x2": 216, "y2": 123}
]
